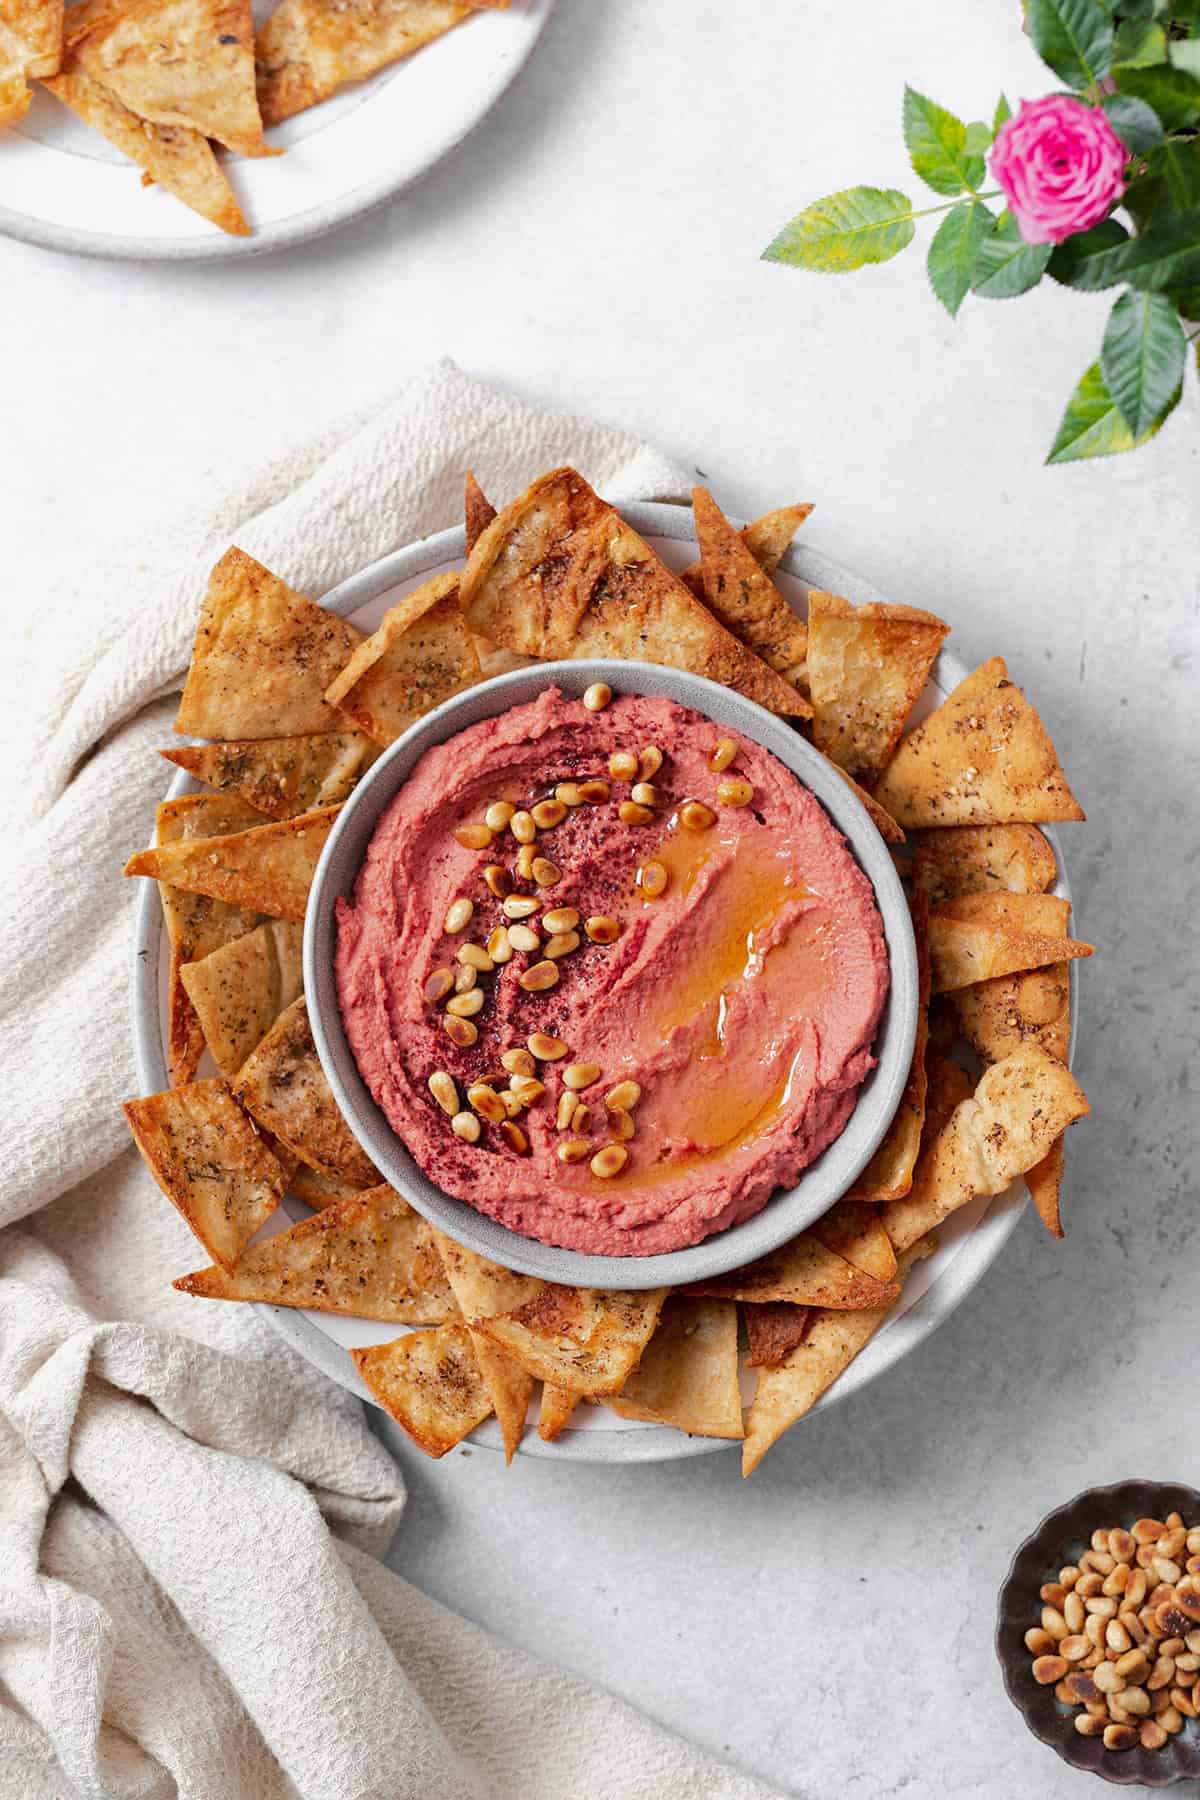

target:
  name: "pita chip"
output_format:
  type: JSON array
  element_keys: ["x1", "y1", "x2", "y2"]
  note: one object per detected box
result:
[
  {"x1": 1025, "y1": 1134, "x2": 1066, "y2": 1240},
  {"x1": 848, "y1": 890, "x2": 931, "y2": 1200},
  {"x1": 476, "y1": 1282, "x2": 668, "y2": 1396},
  {"x1": 830, "y1": 761, "x2": 905, "y2": 845},
  {"x1": 324, "y1": 573, "x2": 481, "y2": 747},
  {"x1": 464, "y1": 470, "x2": 497, "y2": 555},
  {"x1": 807, "y1": 590, "x2": 949, "y2": 784},
  {"x1": 690, "y1": 486, "x2": 811, "y2": 696},
  {"x1": 608, "y1": 1298, "x2": 743, "y2": 1439},
  {"x1": 125, "y1": 804, "x2": 338, "y2": 922},
  {"x1": 256, "y1": 0, "x2": 472, "y2": 126},
  {"x1": 537, "y1": 1384, "x2": 579, "y2": 1442},
  {"x1": 175, "y1": 548, "x2": 363, "y2": 739},
  {"x1": 874, "y1": 657, "x2": 1084, "y2": 828},
  {"x1": 929, "y1": 891, "x2": 1092, "y2": 993},
  {"x1": 174, "y1": 1183, "x2": 456, "y2": 1322},
  {"x1": 683, "y1": 1228, "x2": 899, "y2": 1310},
  {"x1": 155, "y1": 793, "x2": 262, "y2": 1085},
  {"x1": 952, "y1": 961, "x2": 1071, "y2": 1067},
  {"x1": 680, "y1": 501, "x2": 813, "y2": 596},
  {"x1": 743, "y1": 1302, "x2": 811, "y2": 1369},
  {"x1": 232, "y1": 996, "x2": 379, "y2": 1185},
  {"x1": 179, "y1": 918, "x2": 304, "y2": 1076},
  {"x1": 123, "y1": 1078, "x2": 286, "y2": 1270},
  {"x1": 289, "y1": 1166, "x2": 366, "y2": 1209},
  {"x1": 351, "y1": 1322, "x2": 492, "y2": 1459},
  {"x1": 911, "y1": 824, "x2": 1056, "y2": 905},
  {"x1": 431, "y1": 1231, "x2": 538, "y2": 1463},
  {"x1": 160, "y1": 730, "x2": 379, "y2": 820},
  {"x1": 810, "y1": 1201, "x2": 898, "y2": 1283},
  {"x1": 2, "y1": 0, "x2": 61, "y2": 74},
  {"x1": 43, "y1": 60, "x2": 247, "y2": 232},
  {"x1": 459, "y1": 468, "x2": 809, "y2": 717},
  {"x1": 0, "y1": 19, "x2": 32, "y2": 120}
]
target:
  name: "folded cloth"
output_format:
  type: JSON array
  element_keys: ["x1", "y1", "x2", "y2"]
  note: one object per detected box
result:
[{"x1": 0, "y1": 361, "x2": 779, "y2": 1800}]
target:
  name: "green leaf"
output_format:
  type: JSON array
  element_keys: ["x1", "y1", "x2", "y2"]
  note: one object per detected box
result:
[
  {"x1": 1046, "y1": 358, "x2": 1180, "y2": 462},
  {"x1": 1054, "y1": 209, "x2": 1200, "y2": 289},
  {"x1": 762, "y1": 186, "x2": 916, "y2": 273},
  {"x1": 1170, "y1": 283, "x2": 1200, "y2": 319},
  {"x1": 964, "y1": 120, "x2": 994, "y2": 155},
  {"x1": 1112, "y1": 63, "x2": 1200, "y2": 129},
  {"x1": 1123, "y1": 136, "x2": 1200, "y2": 229},
  {"x1": 1099, "y1": 289, "x2": 1187, "y2": 433},
  {"x1": 1049, "y1": 217, "x2": 1130, "y2": 287},
  {"x1": 1027, "y1": 0, "x2": 1114, "y2": 89},
  {"x1": 902, "y1": 86, "x2": 986, "y2": 195},
  {"x1": 1112, "y1": 18, "x2": 1167, "y2": 66},
  {"x1": 994, "y1": 93, "x2": 1013, "y2": 133},
  {"x1": 1101, "y1": 92, "x2": 1163, "y2": 147},
  {"x1": 927, "y1": 200, "x2": 995, "y2": 315},
  {"x1": 971, "y1": 211, "x2": 1054, "y2": 298},
  {"x1": 1170, "y1": 39, "x2": 1200, "y2": 76}
]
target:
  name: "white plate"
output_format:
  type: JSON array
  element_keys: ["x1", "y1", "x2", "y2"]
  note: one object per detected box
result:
[
  {"x1": 131, "y1": 500, "x2": 1079, "y2": 1462},
  {"x1": 1, "y1": 0, "x2": 554, "y2": 262}
]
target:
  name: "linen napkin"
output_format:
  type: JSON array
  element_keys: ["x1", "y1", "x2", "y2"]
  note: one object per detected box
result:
[{"x1": 0, "y1": 360, "x2": 779, "y2": 1800}]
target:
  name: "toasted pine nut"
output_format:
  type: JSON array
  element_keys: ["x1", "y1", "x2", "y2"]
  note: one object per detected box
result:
[
  {"x1": 584, "y1": 915, "x2": 621, "y2": 943},
  {"x1": 1065, "y1": 1672, "x2": 1099, "y2": 1702},
  {"x1": 589, "y1": 1144, "x2": 627, "y2": 1179},
  {"x1": 619, "y1": 801, "x2": 654, "y2": 826},
  {"x1": 447, "y1": 988, "x2": 484, "y2": 1018},
  {"x1": 453, "y1": 964, "x2": 477, "y2": 994},
  {"x1": 555, "y1": 781, "x2": 584, "y2": 807},
  {"x1": 717, "y1": 778, "x2": 754, "y2": 808},
  {"x1": 510, "y1": 1077, "x2": 545, "y2": 1106},
  {"x1": 543, "y1": 907, "x2": 580, "y2": 934},
  {"x1": 639, "y1": 860, "x2": 669, "y2": 899},
  {"x1": 1041, "y1": 1582, "x2": 1067, "y2": 1608},
  {"x1": 1090, "y1": 1551, "x2": 1116, "y2": 1574},
  {"x1": 1093, "y1": 1661, "x2": 1123, "y2": 1693},
  {"x1": 1139, "y1": 1721, "x2": 1168, "y2": 1750},
  {"x1": 444, "y1": 897, "x2": 473, "y2": 934},
  {"x1": 424, "y1": 967, "x2": 454, "y2": 1004},
  {"x1": 638, "y1": 745, "x2": 663, "y2": 779},
  {"x1": 583, "y1": 682, "x2": 612, "y2": 712},
  {"x1": 1109, "y1": 1529, "x2": 1135, "y2": 1562},
  {"x1": 1189, "y1": 1632, "x2": 1200, "y2": 1653},
  {"x1": 680, "y1": 800, "x2": 716, "y2": 830},
  {"x1": 1172, "y1": 1687, "x2": 1198, "y2": 1718},
  {"x1": 609, "y1": 751, "x2": 639, "y2": 780},
  {"x1": 1161, "y1": 1706, "x2": 1184, "y2": 1733},
  {"x1": 1060, "y1": 1566, "x2": 1081, "y2": 1589},
  {"x1": 443, "y1": 1015, "x2": 478, "y2": 1048},
  {"x1": 1042, "y1": 1607, "x2": 1069, "y2": 1639},
  {"x1": 518, "y1": 960, "x2": 559, "y2": 992},
  {"x1": 503, "y1": 895, "x2": 540, "y2": 920},
  {"x1": 578, "y1": 779, "x2": 610, "y2": 804},
  {"x1": 544, "y1": 931, "x2": 581, "y2": 959},
  {"x1": 529, "y1": 1033, "x2": 567, "y2": 1061},
  {"x1": 468, "y1": 1083, "x2": 506, "y2": 1124},
  {"x1": 1115, "y1": 1648, "x2": 1149, "y2": 1681},
  {"x1": 1085, "y1": 1615, "x2": 1105, "y2": 1648},
  {"x1": 564, "y1": 1062, "x2": 600, "y2": 1091},
  {"x1": 1175, "y1": 1585, "x2": 1200, "y2": 1622},
  {"x1": 488, "y1": 925, "x2": 513, "y2": 964},
  {"x1": 455, "y1": 822, "x2": 494, "y2": 849},
  {"x1": 1123, "y1": 1612, "x2": 1148, "y2": 1647},
  {"x1": 605, "y1": 1080, "x2": 642, "y2": 1111},
  {"x1": 1032, "y1": 1656, "x2": 1067, "y2": 1685},
  {"x1": 1077, "y1": 1572, "x2": 1103, "y2": 1598},
  {"x1": 1103, "y1": 1724, "x2": 1137, "y2": 1751},
  {"x1": 1060, "y1": 1631, "x2": 1088, "y2": 1660},
  {"x1": 510, "y1": 810, "x2": 536, "y2": 844},
  {"x1": 457, "y1": 943, "x2": 494, "y2": 971},
  {"x1": 1155, "y1": 1558, "x2": 1183, "y2": 1586},
  {"x1": 1106, "y1": 1620, "x2": 1132, "y2": 1654},
  {"x1": 1149, "y1": 1657, "x2": 1176, "y2": 1690},
  {"x1": 1054, "y1": 1679, "x2": 1074, "y2": 1704},
  {"x1": 516, "y1": 842, "x2": 538, "y2": 880},
  {"x1": 508, "y1": 923, "x2": 541, "y2": 953},
  {"x1": 501, "y1": 1121, "x2": 529, "y2": 1154},
  {"x1": 1074, "y1": 1714, "x2": 1104, "y2": 1737},
  {"x1": 1086, "y1": 1597, "x2": 1117, "y2": 1619},
  {"x1": 450, "y1": 1110, "x2": 481, "y2": 1143},
  {"x1": 428, "y1": 1072, "x2": 458, "y2": 1115},
  {"x1": 710, "y1": 738, "x2": 737, "y2": 773},
  {"x1": 501, "y1": 1048, "x2": 536, "y2": 1078},
  {"x1": 1189, "y1": 1530, "x2": 1200, "y2": 1554},
  {"x1": 571, "y1": 1105, "x2": 592, "y2": 1133},
  {"x1": 483, "y1": 864, "x2": 513, "y2": 899},
  {"x1": 556, "y1": 1092, "x2": 577, "y2": 1130},
  {"x1": 501, "y1": 1087, "x2": 525, "y2": 1119},
  {"x1": 1178, "y1": 1654, "x2": 1200, "y2": 1673},
  {"x1": 558, "y1": 1139, "x2": 592, "y2": 1163},
  {"x1": 1092, "y1": 1529, "x2": 1111, "y2": 1553},
  {"x1": 1168, "y1": 1513, "x2": 1185, "y2": 1529},
  {"x1": 1103, "y1": 1564, "x2": 1130, "y2": 1596},
  {"x1": 1134, "y1": 1518, "x2": 1167, "y2": 1545},
  {"x1": 1064, "y1": 1593, "x2": 1085, "y2": 1632},
  {"x1": 608, "y1": 1107, "x2": 635, "y2": 1142},
  {"x1": 1125, "y1": 1569, "x2": 1148, "y2": 1608},
  {"x1": 485, "y1": 801, "x2": 515, "y2": 832},
  {"x1": 631, "y1": 781, "x2": 663, "y2": 808},
  {"x1": 532, "y1": 799, "x2": 567, "y2": 829},
  {"x1": 531, "y1": 856, "x2": 561, "y2": 887}
]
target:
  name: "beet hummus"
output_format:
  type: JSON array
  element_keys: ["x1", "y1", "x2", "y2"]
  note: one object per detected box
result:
[{"x1": 335, "y1": 687, "x2": 888, "y2": 1256}]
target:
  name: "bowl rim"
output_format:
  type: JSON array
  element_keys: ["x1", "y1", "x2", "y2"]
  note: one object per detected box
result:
[{"x1": 303, "y1": 656, "x2": 919, "y2": 1289}]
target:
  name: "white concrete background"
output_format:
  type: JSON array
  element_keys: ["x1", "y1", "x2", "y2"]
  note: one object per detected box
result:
[{"x1": 4, "y1": 1, "x2": 1198, "y2": 1794}]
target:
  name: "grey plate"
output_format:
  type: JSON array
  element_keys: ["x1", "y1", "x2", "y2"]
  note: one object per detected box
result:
[
  {"x1": 131, "y1": 500, "x2": 1079, "y2": 1460},
  {"x1": 305, "y1": 658, "x2": 919, "y2": 1290}
]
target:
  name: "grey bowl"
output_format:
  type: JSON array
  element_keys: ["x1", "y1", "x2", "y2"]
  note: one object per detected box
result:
[{"x1": 303, "y1": 656, "x2": 919, "y2": 1291}]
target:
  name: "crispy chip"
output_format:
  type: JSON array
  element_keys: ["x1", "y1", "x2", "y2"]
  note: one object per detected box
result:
[
  {"x1": 807, "y1": 590, "x2": 949, "y2": 785},
  {"x1": 929, "y1": 892, "x2": 1092, "y2": 993},
  {"x1": 475, "y1": 1283, "x2": 668, "y2": 1397},
  {"x1": 125, "y1": 804, "x2": 338, "y2": 922},
  {"x1": 160, "y1": 730, "x2": 378, "y2": 820},
  {"x1": 256, "y1": 0, "x2": 472, "y2": 125},
  {"x1": 537, "y1": 1383, "x2": 579, "y2": 1441},
  {"x1": 459, "y1": 468, "x2": 808, "y2": 717},
  {"x1": 155, "y1": 794, "x2": 262, "y2": 1085},
  {"x1": 883, "y1": 1044, "x2": 1088, "y2": 1251},
  {"x1": 848, "y1": 890, "x2": 931, "y2": 1200},
  {"x1": 232, "y1": 995, "x2": 379, "y2": 1185},
  {"x1": 607, "y1": 1298, "x2": 743, "y2": 1439},
  {"x1": 683, "y1": 1228, "x2": 899, "y2": 1310},
  {"x1": 690, "y1": 487, "x2": 811, "y2": 695},
  {"x1": 680, "y1": 501, "x2": 813, "y2": 596},
  {"x1": 952, "y1": 961, "x2": 1071, "y2": 1066},
  {"x1": 3, "y1": 0, "x2": 61, "y2": 74},
  {"x1": 431, "y1": 1232, "x2": 538, "y2": 1463},
  {"x1": 324, "y1": 573, "x2": 481, "y2": 747},
  {"x1": 874, "y1": 657, "x2": 1085, "y2": 827},
  {"x1": 175, "y1": 548, "x2": 363, "y2": 739},
  {"x1": 742, "y1": 1240, "x2": 933, "y2": 1475},
  {"x1": 351, "y1": 1322, "x2": 492, "y2": 1459},
  {"x1": 0, "y1": 19, "x2": 33, "y2": 120},
  {"x1": 179, "y1": 918, "x2": 303, "y2": 1076},
  {"x1": 1026, "y1": 1134, "x2": 1066, "y2": 1240},
  {"x1": 830, "y1": 761, "x2": 905, "y2": 845},
  {"x1": 743, "y1": 1302, "x2": 811, "y2": 1368},
  {"x1": 810, "y1": 1201, "x2": 898, "y2": 1283},
  {"x1": 464, "y1": 470, "x2": 497, "y2": 555},
  {"x1": 911, "y1": 824, "x2": 1057, "y2": 905},
  {"x1": 174, "y1": 1183, "x2": 455, "y2": 1322},
  {"x1": 289, "y1": 1166, "x2": 366, "y2": 1209},
  {"x1": 123, "y1": 1078, "x2": 285, "y2": 1270},
  {"x1": 880, "y1": 1054, "x2": 971, "y2": 1251},
  {"x1": 67, "y1": 0, "x2": 274, "y2": 156}
]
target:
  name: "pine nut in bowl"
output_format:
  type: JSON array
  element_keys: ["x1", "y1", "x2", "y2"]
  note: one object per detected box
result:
[
  {"x1": 303, "y1": 658, "x2": 919, "y2": 1292},
  {"x1": 996, "y1": 1480, "x2": 1200, "y2": 1786}
]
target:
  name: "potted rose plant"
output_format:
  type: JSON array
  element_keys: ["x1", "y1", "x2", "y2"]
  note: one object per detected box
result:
[{"x1": 764, "y1": 0, "x2": 1200, "y2": 462}]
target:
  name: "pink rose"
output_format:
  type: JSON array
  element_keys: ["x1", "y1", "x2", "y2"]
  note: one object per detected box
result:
[{"x1": 990, "y1": 96, "x2": 1127, "y2": 245}]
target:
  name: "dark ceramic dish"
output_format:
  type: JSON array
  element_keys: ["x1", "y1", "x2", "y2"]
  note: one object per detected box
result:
[{"x1": 997, "y1": 1479, "x2": 1200, "y2": 1786}]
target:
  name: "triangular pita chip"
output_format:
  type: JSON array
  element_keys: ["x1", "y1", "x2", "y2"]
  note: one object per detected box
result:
[
  {"x1": 1025, "y1": 1134, "x2": 1066, "y2": 1240},
  {"x1": 459, "y1": 468, "x2": 808, "y2": 717},
  {"x1": 324, "y1": 573, "x2": 481, "y2": 747},
  {"x1": 2, "y1": 0, "x2": 61, "y2": 74},
  {"x1": 608, "y1": 1298, "x2": 743, "y2": 1440},
  {"x1": 874, "y1": 657, "x2": 1084, "y2": 827},
  {"x1": 464, "y1": 470, "x2": 497, "y2": 555},
  {"x1": 680, "y1": 501, "x2": 813, "y2": 596},
  {"x1": 809, "y1": 1201, "x2": 898, "y2": 1283},
  {"x1": 125, "y1": 804, "x2": 338, "y2": 922},
  {"x1": 911, "y1": 824, "x2": 1056, "y2": 905},
  {"x1": 883, "y1": 1044, "x2": 1088, "y2": 1251},
  {"x1": 952, "y1": 961, "x2": 1071, "y2": 1067},
  {"x1": 830, "y1": 761, "x2": 905, "y2": 844},
  {"x1": 880, "y1": 1054, "x2": 971, "y2": 1250},
  {"x1": 537, "y1": 1384, "x2": 579, "y2": 1441},
  {"x1": 232, "y1": 995, "x2": 379, "y2": 1185},
  {"x1": 155, "y1": 793, "x2": 262, "y2": 1085},
  {"x1": 179, "y1": 918, "x2": 304, "y2": 1076},
  {"x1": 175, "y1": 548, "x2": 363, "y2": 739},
  {"x1": 475, "y1": 1282, "x2": 668, "y2": 1396},
  {"x1": 741, "y1": 1239, "x2": 933, "y2": 1475},
  {"x1": 743, "y1": 1302, "x2": 811, "y2": 1369},
  {"x1": 690, "y1": 486, "x2": 811, "y2": 696},
  {"x1": 431, "y1": 1231, "x2": 538, "y2": 1463},
  {"x1": 66, "y1": 0, "x2": 275, "y2": 156},
  {"x1": 0, "y1": 19, "x2": 33, "y2": 120},
  {"x1": 256, "y1": 0, "x2": 473, "y2": 126},
  {"x1": 123, "y1": 1078, "x2": 286, "y2": 1270},
  {"x1": 160, "y1": 730, "x2": 379, "y2": 820},
  {"x1": 807, "y1": 590, "x2": 949, "y2": 784},
  {"x1": 351, "y1": 1322, "x2": 492, "y2": 1459},
  {"x1": 174, "y1": 1183, "x2": 456, "y2": 1322},
  {"x1": 289, "y1": 1166, "x2": 366, "y2": 1209},
  {"x1": 43, "y1": 60, "x2": 247, "y2": 232},
  {"x1": 929, "y1": 891, "x2": 1092, "y2": 993},
  {"x1": 848, "y1": 889, "x2": 930, "y2": 1200},
  {"x1": 682, "y1": 1228, "x2": 899, "y2": 1310}
]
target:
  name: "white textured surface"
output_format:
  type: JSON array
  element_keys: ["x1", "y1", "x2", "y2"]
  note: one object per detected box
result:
[{"x1": 3, "y1": 1, "x2": 1198, "y2": 1796}]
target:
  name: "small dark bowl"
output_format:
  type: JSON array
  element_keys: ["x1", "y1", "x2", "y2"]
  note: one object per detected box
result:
[{"x1": 997, "y1": 1479, "x2": 1200, "y2": 1786}]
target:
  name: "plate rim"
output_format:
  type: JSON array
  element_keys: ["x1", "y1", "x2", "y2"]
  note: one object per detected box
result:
[{"x1": 130, "y1": 498, "x2": 1078, "y2": 1463}]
